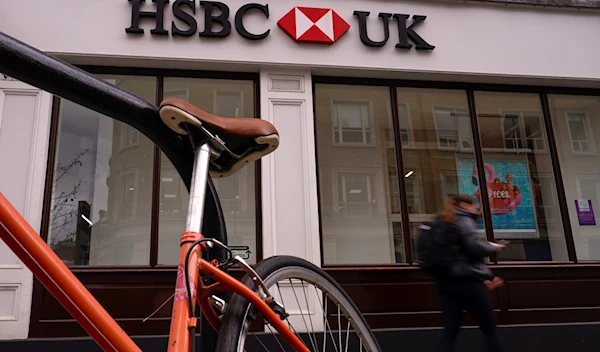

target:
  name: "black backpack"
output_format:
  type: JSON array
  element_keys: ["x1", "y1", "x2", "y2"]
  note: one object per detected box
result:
[{"x1": 416, "y1": 217, "x2": 458, "y2": 278}]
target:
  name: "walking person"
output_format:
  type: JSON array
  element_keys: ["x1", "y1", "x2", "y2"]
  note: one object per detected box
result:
[{"x1": 417, "y1": 194, "x2": 506, "y2": 352}]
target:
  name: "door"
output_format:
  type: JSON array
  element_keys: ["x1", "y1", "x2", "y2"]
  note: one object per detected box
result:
[{"x1": 0, "y1": 74, "x2": 52, "y2": 339}]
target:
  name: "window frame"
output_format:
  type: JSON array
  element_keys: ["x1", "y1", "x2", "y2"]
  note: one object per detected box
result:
[
  {"x1": 313, "y1": 77, "x2": 597, "y2": 266},
  {"x1": 331, "y1": 167, "x2": 385, "y2": 219},
  {"x1": 118, "y1": 168, "x2": 139, "y2": 222},
  {"x1": 213, "y1": 89, "x2": 244, "y2": 117},
  {"x1": 39, "y1": 68, "x2": 262, "y2": 269},
  {"x1": 565, "y1": 111, "x2": 597, "y2": 155},
  {"x1": 499, "y1": 109, "x2": 547, "y2": 153},
  {"x1": 119, "y1": 123, "x2": 140, "y2": 151},
  {"x1": 331, "y1": 99, "x2": 377, "y2": 147},
  {"x1": 386, "y1": 102, "x2": 415, "y2": 149},
  {"x1": 432, "y1": 106, "x2": 472, "y2": 152}
]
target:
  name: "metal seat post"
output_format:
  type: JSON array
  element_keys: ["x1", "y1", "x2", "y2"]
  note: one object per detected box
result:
[{"x1": 186, "y1": 143, "x2": 213, "y2": 234}]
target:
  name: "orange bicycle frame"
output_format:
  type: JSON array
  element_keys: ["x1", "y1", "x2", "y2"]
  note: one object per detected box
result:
[{"x1": 0, "y1": 142, "x2": 309, "y2": 352}]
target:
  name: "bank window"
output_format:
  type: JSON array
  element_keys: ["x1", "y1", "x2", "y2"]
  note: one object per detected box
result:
[
  {"x1": 577, "y1": 176, "x2": 600, "y2": 209},
  {"x1": 440, "y1": 170, "x2": 460, "y2": 200},
  {"x1": 566, "y1": 112, "x2": 595, "y2": 154},
  {"x1": 214, "y1": 172, "x2": 244, "y2": 214},
  {"x1": 120, "y1": 124, "x2": 139, "y2": 150},
  {"x1": 160, "y1": 167, "x2": 185, "y2": 216},
  {"x1": 405, "y1": 170, "x2": 423, "y2": 214},
  {"x1": 501, "y1": 111, "x2": 545, "y2": 152},
  {"x1": 549, "y1": 95, "x2": 600, "y2": 261},
  {"x1": 332, "y1": 100, "x2": 375, "y2": 146},
  {"x1": 46, "y1": 75, "x2": 156, "y2": 266},
  {"x1": 119, "y1": 171, "x2": 137, "y2": 221},
  {"x1": 383, "y1": 104, "x2": 412, "y2": 148},
  {"x1": 334, "y1": 169, "x2": 380, "y2": 217},
  {"x1": 476, "y1": 91, "x2": 567, "y2": 262},
  {"x1": 316, "y1": 85, "x2": 399, "y2": 265},
  {"x1": 433, "y1": 107, "x2": 471, "y2": 150},
  {"x1": 535, "y1": 175, "x2": 559, "y2": 223},
  {"x1": 165, "y1": 88, "x2": 190, "y2": 102},
  {"x1": 215, "y1": 90, "x2": 243, "y2": 118}
]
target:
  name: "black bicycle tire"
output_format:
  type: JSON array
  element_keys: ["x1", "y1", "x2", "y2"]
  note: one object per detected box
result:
[{"x1": 215, "y1": 255, "x2": 381, "y2": 352}]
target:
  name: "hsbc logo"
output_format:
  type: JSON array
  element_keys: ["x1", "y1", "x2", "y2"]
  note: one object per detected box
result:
[
  {"x1": 277, "y1": 7, "x2": 350, "y2": 44},
  {"x1": 126, "y1": 1, "x2": 434, "y2": 51}
]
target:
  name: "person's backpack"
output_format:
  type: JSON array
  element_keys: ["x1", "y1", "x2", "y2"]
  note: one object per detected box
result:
[{"x1": 416, "y1": 217, "x2": 458, "y2": 278}]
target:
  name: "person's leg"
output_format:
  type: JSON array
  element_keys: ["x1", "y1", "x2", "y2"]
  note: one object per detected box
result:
[
  {"x1": 462, "y1": 281, "x2": 504, "y2": 352},
  {"x1": 436, "y1": 281, "x2": 463, "y2": 352}
]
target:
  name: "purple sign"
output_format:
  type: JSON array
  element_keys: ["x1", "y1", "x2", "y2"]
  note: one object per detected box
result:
[{"x1": 575, "y1": 199, "x2": 596, "y2": 226}]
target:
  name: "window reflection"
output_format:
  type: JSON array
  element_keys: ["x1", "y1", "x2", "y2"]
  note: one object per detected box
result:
[
  {"x1": 549, "y1": 95, "x2": 600, "y2": 260},
  {"x1": 476, "y1": 92, "x2": 567, "y2": 261},
  {"x1": 48, "y1": 75, "x2": 156, "y2": 266},
  {"x1": 316, "y1": 84, "x2": 402, "y2": 265},
  {"x1": 395, "y1": 89, "x2": 483, "y2": 259}
]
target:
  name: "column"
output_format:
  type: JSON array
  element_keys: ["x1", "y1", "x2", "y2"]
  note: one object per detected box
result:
[
  {"x1": 0, "y1": 75, "x2": 53, "y2": 339},
  {"x1": 259, "y1": 70, "x2": 323, "y2": 332},
  {"x1": 260, "y1": 70, "x2": 321, "y2": 267}
]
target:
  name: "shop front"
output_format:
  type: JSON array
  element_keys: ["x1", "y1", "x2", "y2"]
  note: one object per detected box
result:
[{"x1": 1, "y1": 0, "x2": 600, "y2": 349}]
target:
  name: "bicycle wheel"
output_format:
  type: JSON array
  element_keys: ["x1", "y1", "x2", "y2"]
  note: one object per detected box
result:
[{"x1": 216, "y1": 256, "x2": 381, "y2": 352}]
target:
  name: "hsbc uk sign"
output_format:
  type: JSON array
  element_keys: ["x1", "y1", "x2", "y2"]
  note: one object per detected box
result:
[{"x1": 126, "y1": 1, "x2": 435, "y2": 50}]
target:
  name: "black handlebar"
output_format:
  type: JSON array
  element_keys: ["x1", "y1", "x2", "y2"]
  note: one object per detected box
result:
[{"x1": 0, "y1": 31, "x2": 195, "y2": 189}]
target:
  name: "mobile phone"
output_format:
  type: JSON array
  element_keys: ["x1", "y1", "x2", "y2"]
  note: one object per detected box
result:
[{"x1": 496, "y1": 240, "x2": 511, "y2": 246}]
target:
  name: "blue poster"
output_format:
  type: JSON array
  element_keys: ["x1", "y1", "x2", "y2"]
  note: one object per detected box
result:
[{"x1": 457, "y1": 159, "x2": 537, "y2": 238}]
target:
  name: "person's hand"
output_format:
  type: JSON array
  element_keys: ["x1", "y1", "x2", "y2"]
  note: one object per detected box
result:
[
  {"x1": 484, "y1": 276, "x2": 505, "y2": 291},
  {"x1": 488, "y1": 241, "x2": 505, "y2": 250}
]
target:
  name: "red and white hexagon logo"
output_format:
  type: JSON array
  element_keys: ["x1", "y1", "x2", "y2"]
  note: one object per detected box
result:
[{"x1": 277, "y1": 7, "x2": 350, "y2": 44}]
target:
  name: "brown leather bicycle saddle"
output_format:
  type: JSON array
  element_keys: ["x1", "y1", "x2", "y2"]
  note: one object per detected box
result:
[{"x1": 159, "y1": 98, "x2": 279, "y2": 178}]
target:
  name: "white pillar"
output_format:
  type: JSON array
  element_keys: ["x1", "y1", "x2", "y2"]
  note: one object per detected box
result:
[
  {"x1": 260, "y1": 70, "x2": 321, "y2": 267},
  {"x1": 0, "y1": 75, "x2": 53, "y2": 339},
  {"x1": 259, "y1": 70, "x2": 324, "y2": 332}
]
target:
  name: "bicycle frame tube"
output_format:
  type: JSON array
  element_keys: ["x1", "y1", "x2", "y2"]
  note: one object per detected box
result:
[
  {"x1": 169, "y1": 142, "x2": 307, "y2": 351},
  {"x1": 0, "y1": 193, "x2": 141, "y2": 352},
  {"x1": 167, "y1": 143, "x2": 212, "y2": 352}
]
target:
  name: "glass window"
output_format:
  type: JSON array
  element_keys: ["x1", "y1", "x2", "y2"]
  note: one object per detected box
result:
[
  {"x1": 158, "y1": 78, "x2": 257, "y2": 265},
  {"x1": 396, "y1": 88, "x2": 482, "y2": 259},
  {"x1": 549, "y1": 95, "x2": 600, "y2": 260},
  {"x1": 332, "y1": 100, "x2": 374, "y2": 146},
  {"x1": 316, "y1": 84, "x2": 401, "y2": 264},
  {"x1": 476, "y1": 92, "x2": 567, "y2": 261},
  {"x1": 48, "y1": 75, "x2": 156, "y2": 266},
  {"x1": 566, "y1": 112, "x2": 595, "y2": 154}
]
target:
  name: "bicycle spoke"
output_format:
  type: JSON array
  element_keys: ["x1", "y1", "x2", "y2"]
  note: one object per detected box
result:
[
  {"x1": 266, "y1": 323, "x2": 287, "y2": 352},
  {"x1": 316, "y1": 286, "x2": 326, "y2": 352},
  {"x1": 250, "y1": 330, "x2": 272, "y2": 352},
  {"x1": 289, "y1": 278, "x2": 318, "y2": 351},
  {"x1": 338, "y1": 304, "x2": 342, "y2": 352},
  {"x1": 324, "y1": 294, "x2": 340, "y2": 352},
  {"x1": 301, "y1": 279, "x2": 319, "y2": 351},
  {"x1": 344, "y1": 320, "x2": 350, "y2": 352},
  {"x1": 276, "y1": 282, "x2": 312, "y2": 350}
]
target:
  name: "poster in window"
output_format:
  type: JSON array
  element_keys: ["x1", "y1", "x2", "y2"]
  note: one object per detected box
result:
[{"x1": 457, "y1": 159, "x2": 538, "y2": 239}]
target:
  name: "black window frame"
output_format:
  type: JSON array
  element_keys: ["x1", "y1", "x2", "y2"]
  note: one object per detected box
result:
[
  {"x1": 313, "y1": 76, "x2": 600, "y2": 266},
  {"x1": 40, "y1": 66, "x2": 263, "y2": 268}
]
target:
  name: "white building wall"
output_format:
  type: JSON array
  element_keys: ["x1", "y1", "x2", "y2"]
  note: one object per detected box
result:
[
  {"x1": 1, "y1": 0, "x2": 600, "y2": 82},
  {"x1": 0, "y1": 76, "x2": 53, "y2": 339},
  {"x1": 1, "y1": 0, "x2": 600, "y2": 340}
]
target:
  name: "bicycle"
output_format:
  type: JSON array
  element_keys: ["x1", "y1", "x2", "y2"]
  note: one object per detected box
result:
[{"x1": 0, "y1": 32, "x2": 381, "y2": 352}]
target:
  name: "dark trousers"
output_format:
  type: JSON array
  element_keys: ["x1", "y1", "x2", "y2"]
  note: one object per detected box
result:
[{"x1": 436, "y1": 278, "x2": 503, "y2": 352}]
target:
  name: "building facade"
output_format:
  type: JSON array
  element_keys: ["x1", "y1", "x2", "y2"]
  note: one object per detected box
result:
[{"x1": 1, "y1": 0, "x2": 600, "y2": 346}]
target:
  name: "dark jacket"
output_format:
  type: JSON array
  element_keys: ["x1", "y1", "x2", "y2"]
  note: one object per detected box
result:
[{"x1": 447, "y1": 208, "x2": 497, "y2": 281}]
